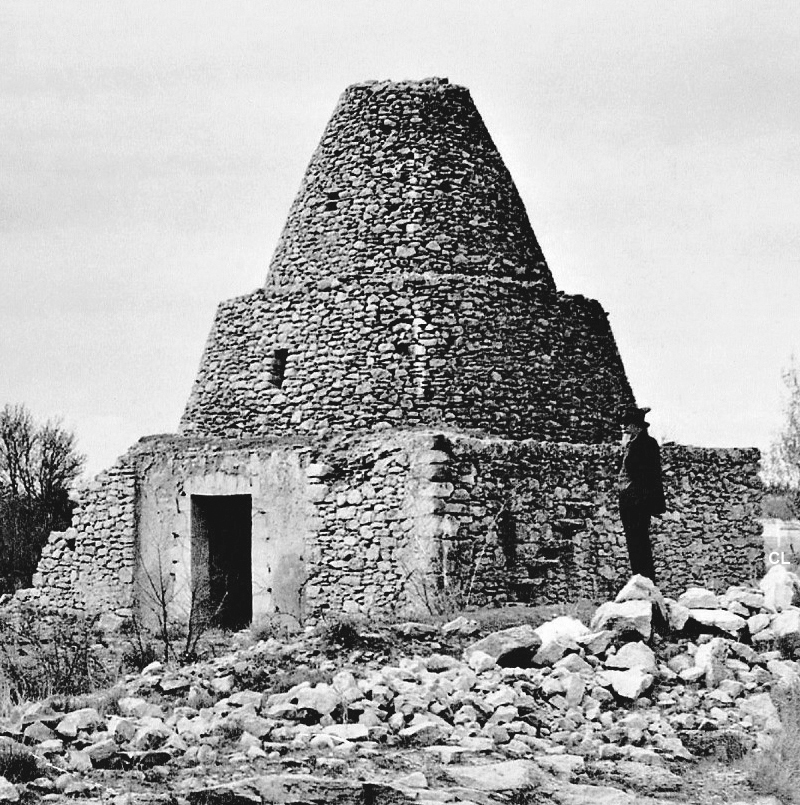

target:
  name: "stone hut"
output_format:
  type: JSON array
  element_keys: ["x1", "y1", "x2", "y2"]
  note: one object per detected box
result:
[{"x1": 19, "y1": 79, "x2": 762, "y2": 627}]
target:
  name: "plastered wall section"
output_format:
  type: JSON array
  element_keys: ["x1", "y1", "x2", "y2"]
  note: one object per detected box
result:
[
  {"x1": 129, "y1": 437, "x2": 317, "y2": 626},
  {"x1": 128, "y1": 433, "x2": 457, "y2": 623}
]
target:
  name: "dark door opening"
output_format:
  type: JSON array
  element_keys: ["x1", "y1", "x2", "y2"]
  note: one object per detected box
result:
[{"x1": 191, "y1": 494, "x2": 252, "y2": 629}]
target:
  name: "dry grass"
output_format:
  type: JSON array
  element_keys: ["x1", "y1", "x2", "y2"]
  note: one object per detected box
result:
[
  {"x1": 741, "y1": 683, "x2": 800, "y2": 804},
  {"x1": 0, "y1": 606, "x2": 117, "y2": 703},
  {"x1": 0, "y1": 739, "x2": 39, "y2": 783}
]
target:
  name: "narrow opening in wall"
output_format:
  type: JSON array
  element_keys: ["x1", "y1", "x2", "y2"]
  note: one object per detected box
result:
[
  {"x1": 190, "y1": 495, "x2": 252, "y2": 629},
  {"x1": 497, "y1": 509, "x2": 517, "y2": 568},
  {"x1": 271, "y1": 349, "x2": 289, "y2": 388}
]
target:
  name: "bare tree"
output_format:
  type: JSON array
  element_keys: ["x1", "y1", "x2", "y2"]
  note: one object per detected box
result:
[{"x1": 0, "y1": 404, "x2": 84, "y2": 592}]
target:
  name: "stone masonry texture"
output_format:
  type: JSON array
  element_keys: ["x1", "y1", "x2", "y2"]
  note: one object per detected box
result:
[
  {"x1": 15, "y1": 78, "x2": 762, "y2": 623},
  {"x1": 20, "y1": 431, "x2": 762, "y2": 622},
  {"x1": 180, "y1": 78, "x2": 635, "y2": 443}
]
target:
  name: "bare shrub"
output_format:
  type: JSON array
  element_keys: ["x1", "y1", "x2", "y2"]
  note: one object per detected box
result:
[
  {"x1": 132, "y1": 547, "x2": 226, "y2": 666},
  {"x1": 317, "y1": 614, "x2": 370, "y2": 650},
  {"x1": 0, "y1": 606, "x2": 115, "y2": 702}
]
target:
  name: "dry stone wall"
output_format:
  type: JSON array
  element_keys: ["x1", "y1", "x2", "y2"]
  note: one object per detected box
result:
[
  {"x1": 15, "y1": 78, "x2": 763, "y2": 623},
  {"x1": 430, "y1": 435, "x2": 763, "y2": 607},
  {"x1": 19, "y1": 430, "x2": 761, "y2": 623},
  {"x1": 180, "y1": 77, "x2": 635, "y2": 444},
  {"x1": 266, "y1": 78, "x2": 553, "y2": 289},
  {"x1": 180, "y1": 278, "x2": 633, "y2": 444},
  {"x1": 16, "y1": 462, "x2": 137, "y2": 616}
]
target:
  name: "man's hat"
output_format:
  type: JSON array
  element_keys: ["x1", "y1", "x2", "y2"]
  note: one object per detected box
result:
[{"x1": 621, "y1": 406, "x2": 651, "y2": 427}]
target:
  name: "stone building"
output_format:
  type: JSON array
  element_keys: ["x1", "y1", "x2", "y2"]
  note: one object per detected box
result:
[{"x1": 19, "y1": 78, "x2": 761, "y2": 627}]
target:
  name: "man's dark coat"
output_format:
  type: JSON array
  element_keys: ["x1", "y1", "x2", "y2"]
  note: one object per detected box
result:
[{"x1": 619, "y1": 430, "x2": 666, "y2": 515}]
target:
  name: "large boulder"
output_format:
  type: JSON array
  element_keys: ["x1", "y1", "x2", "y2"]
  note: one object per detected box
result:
[
  {"x1": 533, "y1": 616, "x2": 589, "y2": 665},
  {"x1": 535, "y1": 615, "x2": 589, "y2": 645},
  {"x1": 721, "y1": 586, "x2": 766, "y2": 611},
  {"x1": 590, "y1": 600, "x2": 653, "y2": 640},
  {"x1": 678, "y1": 588, "x2": 719, "y2": 609},
  {"x1": 463, "y1": 625, "x2": 542, "y2": 667},
  {"x1": 615, "y1": 575, "x2": 667, "y2": 616},
  {"x1": 597, "y1": 669, "x2": 654, "y2": 700},
  {"x1": 771, "y1": 608, "x2": 800, "y2": 639},
  {"x1": 604, "y1": 642, "x2": 657, "y2": 673},
  {"x1": 760, "y1": 564, "x2": 800, "y2": 612},
  {"x1": 687, "y1": 609, "x2": 746, "y2": 636}
]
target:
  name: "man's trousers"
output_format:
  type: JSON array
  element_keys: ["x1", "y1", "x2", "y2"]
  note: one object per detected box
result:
[{"x1": 619, "y1": 501, "x2": 656, "y2": 581}]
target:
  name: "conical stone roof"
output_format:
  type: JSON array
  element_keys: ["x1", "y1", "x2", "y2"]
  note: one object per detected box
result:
[
  {"x1": 180, "y1": 78, "x2": 635, "y2": 443},
  {"x1": 266, "y1": 77, "x2": 555, "y2": 291}
]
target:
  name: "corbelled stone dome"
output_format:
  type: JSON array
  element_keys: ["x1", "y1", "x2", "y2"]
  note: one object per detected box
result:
[
  {"x1": 181, "y1": 79, "x2": 635, "y2": 442},
  {"x1": 266, "y1": 78, "x2": 555, "y2": 291}
]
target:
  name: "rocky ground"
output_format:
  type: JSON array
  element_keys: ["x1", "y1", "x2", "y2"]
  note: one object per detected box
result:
[{"x1": 2, "y1": 567, "x2": 800, "y2": 804}]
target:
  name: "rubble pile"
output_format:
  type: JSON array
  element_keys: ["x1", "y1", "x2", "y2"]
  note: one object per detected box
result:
[{"x1": 1, "y1": 566, "x2": 799, "y2": 803}]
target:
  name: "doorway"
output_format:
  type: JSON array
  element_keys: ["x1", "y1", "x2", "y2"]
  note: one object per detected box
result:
[{"x1": 190, "y1": 494, "x2": 252, "y2": 629}]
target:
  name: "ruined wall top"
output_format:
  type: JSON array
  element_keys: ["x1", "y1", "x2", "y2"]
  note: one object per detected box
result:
[{"x1": 265, "y1": 77, "x2": 556, "y2": 292}]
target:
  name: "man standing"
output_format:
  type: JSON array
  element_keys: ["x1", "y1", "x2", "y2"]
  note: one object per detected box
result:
[{"x1": 618, "y1": 406, "x2": 666, "y2": 581}]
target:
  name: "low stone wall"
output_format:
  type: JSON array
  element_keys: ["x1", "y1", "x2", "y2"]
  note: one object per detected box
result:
[
  {"x1": 15, "y1": 430, "x2": 762, "y2": 624},
  {"x1": 16, "y1": 461, "x2": 138, "y2": 616},
  {"x1": 430, "y1": 436, "x2": 763, "y2": 606}
]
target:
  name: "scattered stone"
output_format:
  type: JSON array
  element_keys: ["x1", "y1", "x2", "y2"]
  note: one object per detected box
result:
[
  {"x1": 535, "y1": 616, "x2": 589, "y2": 646},
  {"x1": 395, "y1": 771, "x2": 428, "y2": 788},
  {"x1": 771, "y1": 608, "x2": 800, "y2": 639},
  {"x1": 598, "y1": 669, "x2": 654, "y2": 700},
  {"x1": 399, "y1": 721, "x2": 448, "y2": 746},
  {"x1": 678, "y1": 587, "x2": 720, "y2": 609},
  {"x1": 441, "y1": 616, "x2": 479, "y2": 636},
  {"x1": 664, "y1": 598, "x2": 691, "y2": 631},
  {"x1": 394, "y1": 622, "x2": 438, "y2": 638},
  {"x1": 688, "y1": 609, "x2": 746, "y2": 635},
  {"x1": 615, "y1": 574, "x2": 666, "y2": 614},
  {"x1": 604, "y1": 642, "x2": 657, "y2": 673},
  {"x1": 55, "y1": 708, "x2": 103, "y2": 739},
  {"x1": 760, "y1": 564, "x2": 800, "y2": 612},
  {"x1": 590, "y1": 600, "x2": 653, "y2": 640},
  {"x1": 463, "y1": 625, "x2": 542, "y2": 667},
  {"x1": 466, "y1": 650, "x2": 497, "y2": 673},
  {"x1": 577, "y1": 630, "x2": 614, "y2": 655},
  {"x1": 534, "y1": 753, "x2": 584, "y2": 779},
  {"x1": 321, "y1": 724, "x2": 370, "y2": 742},
  {"x1": 748, "y1": 613, "x2": 772, "y2": 635},
  {"x1": 0, "y1": 778, "x2": 18, "y2": 803}
]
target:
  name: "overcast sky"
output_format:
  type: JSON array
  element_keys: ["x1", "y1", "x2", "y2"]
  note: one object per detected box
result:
[{"x1": 1, "y1": 2, "x2": 798, "y2": 475}]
